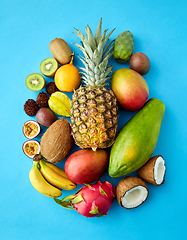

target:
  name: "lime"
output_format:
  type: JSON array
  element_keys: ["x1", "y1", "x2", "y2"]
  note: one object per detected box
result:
[{"x1": 48, "y1": 91, "x2": 71, "y2": 117}]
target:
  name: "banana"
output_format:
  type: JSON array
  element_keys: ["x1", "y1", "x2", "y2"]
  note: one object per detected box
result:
[
  {"x1": 29, "y1": 161, "x2": 62, "y2": 198},
  {"x1": 43, "y1": 160, "x2": 68, "y2": 179},
  {"x1": 39, "y1": 160, "x2": 77, "y2": 191}
]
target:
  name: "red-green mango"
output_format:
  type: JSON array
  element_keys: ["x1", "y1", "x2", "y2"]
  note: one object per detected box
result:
[
  {"x1": 111, "y1": 68, "x2": 149, "y2": 111},
  {"x1": 65, "y1": 149, "x2": 109, "y2": 184},
  {"x1": 108, "y1": 98, "x2": 165, "y2": 178}
]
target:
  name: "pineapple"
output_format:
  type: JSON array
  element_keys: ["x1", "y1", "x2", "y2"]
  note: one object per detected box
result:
[{"x1": 71, "y1": 18, "x2": 118, "y2": 151}]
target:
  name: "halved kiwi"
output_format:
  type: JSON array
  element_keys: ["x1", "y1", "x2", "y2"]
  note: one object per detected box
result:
[
  {"x1": 26, "y1": 73, "x2": 45, "y2": 91},
  {"x1": 40, "y1": 58, "x2": 58, "y2": 77}
]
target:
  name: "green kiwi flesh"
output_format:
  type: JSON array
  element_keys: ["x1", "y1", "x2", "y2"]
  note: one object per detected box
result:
[
  {"x1": 40, "y1": 58, "x2": 58, "y2": 77},
  {"x1": 26, "y1": 73, "x2": 45, "y2": 91}
]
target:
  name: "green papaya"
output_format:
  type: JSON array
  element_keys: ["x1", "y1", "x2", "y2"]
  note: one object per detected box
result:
[{"x1": 108, "y1": 98, "x2": 165, "y2": 178}]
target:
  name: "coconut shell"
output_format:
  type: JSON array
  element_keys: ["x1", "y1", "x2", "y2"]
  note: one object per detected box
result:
[
  {"x1": 40, "y1": 119, "x2": 73, "y2": 163},
  {"x1": 137, "y1": 155, "x2": 165, "y2": 186},
  {"x1": 116, "y1": 176, "x2": 149, "y2": 209}
]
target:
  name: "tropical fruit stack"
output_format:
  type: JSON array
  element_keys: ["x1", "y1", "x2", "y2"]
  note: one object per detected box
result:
[{"x1": 23, "y1": 18, "x2": 166, "y2": 218}]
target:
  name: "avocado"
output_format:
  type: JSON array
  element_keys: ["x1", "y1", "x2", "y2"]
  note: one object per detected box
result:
[{"x1": 108, "y1": 98, "x2": 165, "y2": 178}]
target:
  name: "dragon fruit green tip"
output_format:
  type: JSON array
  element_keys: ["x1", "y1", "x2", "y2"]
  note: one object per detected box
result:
[{"x1": 54, "y1": 181, "x2": 115, "y2": 218}]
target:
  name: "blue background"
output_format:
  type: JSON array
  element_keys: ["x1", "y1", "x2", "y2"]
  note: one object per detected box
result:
[{"x1": 1, "y1": 0, "x2": 186, "y2": 239}]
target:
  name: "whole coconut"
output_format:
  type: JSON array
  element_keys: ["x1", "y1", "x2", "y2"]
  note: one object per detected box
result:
[{"x1": 40, "y1": 119, "x2": 73, "y2": 163}]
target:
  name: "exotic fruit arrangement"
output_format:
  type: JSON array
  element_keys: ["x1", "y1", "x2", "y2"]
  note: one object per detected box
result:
[{"x1": 22, "y1": 18, "x2": 166, "y2": 218}]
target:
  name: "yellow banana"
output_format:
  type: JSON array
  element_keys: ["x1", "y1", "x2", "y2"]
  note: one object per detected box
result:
[
  {"x1": 29, "y1": 161, "x2": 62, "y2": 198},
  {"x1": 39, "y1": 160, "x2": 77, "y2": 191},
  {"x1": 43, "y1": 160, "x2": 68, "y2": 179}
]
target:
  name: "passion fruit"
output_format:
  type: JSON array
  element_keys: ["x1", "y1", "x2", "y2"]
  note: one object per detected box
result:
[
  {"x1": 36, "y1": 107, "x2": 56, "y2": 127},
  {"x1": 22, "y1": 140, "x2": 40, "y2": 158},
  {"x1": 23, "y1": 120, "x2": 41, "y2": 139}
]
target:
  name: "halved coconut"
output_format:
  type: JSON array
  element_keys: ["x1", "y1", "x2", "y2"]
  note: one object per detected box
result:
[
  {"x1": 137, "y1": 155, "x2": 166, "y2": 186},
  {"x1": 22, "y1": 140, "x2": 40, "y2": 158},
  {"x1": 116, "y1": 176, "x2": 149, "y2": 209},
  {"x1": 23, "y1": 120, "x2": 40, "y2": 139}
]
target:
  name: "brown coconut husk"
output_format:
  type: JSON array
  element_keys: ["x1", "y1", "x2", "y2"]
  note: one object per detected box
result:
[
  {"x1": 116, "y1": 176, "x2": 149, "y2": 209},
  {"x1": 137, "y1": 155, "x2": 165, "y2": 186},
  {"x1": 40, "y1": 119, "x2": 73, "y2": 163}
]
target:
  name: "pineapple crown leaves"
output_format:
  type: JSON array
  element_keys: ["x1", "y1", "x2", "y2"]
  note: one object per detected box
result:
[{"x1": 73, "y1": 18, "x2": 115, "y2": 87}]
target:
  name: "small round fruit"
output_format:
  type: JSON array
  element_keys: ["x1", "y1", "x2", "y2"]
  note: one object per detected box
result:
[
  {"x1": 49, "y1": 38, "x2": 72, "y2": 65},
  {"x1": 22, "y1": 140, "x2": 40, "y2": 158},
  {"x1": 129, "y1": 52, "x2": 150, "y2": 75},
  {"x1": 40, "y1": 58, "x2": 58, "y2": 77},
  {"x1": 23, "y1": 120, "x2": 40, "y2": 139},
  {"x1": 36, "y1": 108, "x2": 56, "y2": 127},
  {"x1": 25, "y1": 73, "x2": 45, "y2": 91},
  {"x1": 46, "y1": 82, "x2": 58, "y2": 95},
  {"x1": 24, "y1": 99, "x2": 39, "y2": 116},
  {"x1": 54, "y1": 62, "x2": 81, "y2": 92}
]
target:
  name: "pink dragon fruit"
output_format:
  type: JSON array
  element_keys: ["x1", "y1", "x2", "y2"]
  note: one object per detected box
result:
[{"x1": 54, "y1": 181, "x2": 115, "y2": 218}]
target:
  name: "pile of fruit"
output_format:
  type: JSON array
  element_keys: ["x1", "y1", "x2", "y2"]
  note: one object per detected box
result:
[{"x1": 22, "y1": 18, "x2": 166, "y2": 218}]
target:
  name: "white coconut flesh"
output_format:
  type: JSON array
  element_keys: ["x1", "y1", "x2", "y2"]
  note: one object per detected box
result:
[
  {"x1": 154, "y1": 156, "x2": 166, "y2": 185},
  {"x1": 122, "y1": 186, "x2": 148, "y2": 209}
]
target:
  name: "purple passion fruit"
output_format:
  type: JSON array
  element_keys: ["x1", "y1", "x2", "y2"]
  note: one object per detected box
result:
[
  {"x1": 22, "y1": 140, "x2": 40, "y2": 158},
  {"x1": 36, "y1": 107, "x2": 56, "y2": 127},
  {"x1": 129, "y1": 52, "x2": 150, "y2": 75},
  {"x1": 23, "y1": 120, "x2": 41, "y2": 139}
]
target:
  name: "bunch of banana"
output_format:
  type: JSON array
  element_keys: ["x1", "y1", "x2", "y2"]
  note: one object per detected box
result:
[{"x1": 29, "y1": 155, "x2": 77, "y2": 198}]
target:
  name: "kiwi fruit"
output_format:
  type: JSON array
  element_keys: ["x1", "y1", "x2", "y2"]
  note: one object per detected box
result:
[
  {"x1": 26, "y1": 73, "x2": 45, "y2": 91},
  {"x1": 40, "y1": 58, "x2": 59, "y2": 77},
  {"x1": 49, "y1": 38, "x2": 72, "y2": 65}
]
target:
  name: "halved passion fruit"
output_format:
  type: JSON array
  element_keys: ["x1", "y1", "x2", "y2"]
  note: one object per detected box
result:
[
  {"x1": 23, "y1": 120, "x2": 41, "y2": 139},
  {"x1": 22, "y1": 140, "x2": 40, "y2": 158}
]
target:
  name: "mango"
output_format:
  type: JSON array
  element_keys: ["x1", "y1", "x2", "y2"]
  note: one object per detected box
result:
[
  {"x1": 65, "y1": 149, "x2": 109, "y2": 184},
  {"x1": 111, "y1": 68, "x2": 149, "y2": 111},
  {"x1": 108, "y1": 98, "x2": 165, "y2": 178}
]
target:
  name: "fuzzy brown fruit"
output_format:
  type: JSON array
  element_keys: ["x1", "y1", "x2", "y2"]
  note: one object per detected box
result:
[
  {"x1": 116, "y1": 176, "x2": 149, "y2": 209},
  {"x1": 40, "y1": 119, "x2": 73, "y2": 163},
  {"x1": 49, "y1": 38, "x2": 72, "y2": 65},
  {"x1": 137, "y1": 155, "x2": 166, "y2": 186}
]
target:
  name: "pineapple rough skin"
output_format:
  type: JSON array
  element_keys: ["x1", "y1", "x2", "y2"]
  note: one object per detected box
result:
[{"x1": 71, "y1": 86, "x2": 118, "y2": 151}]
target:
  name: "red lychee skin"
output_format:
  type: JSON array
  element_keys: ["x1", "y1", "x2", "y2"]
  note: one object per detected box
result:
[{"x1": 72, "y1": 181, "x2": 115, "y2": 218}]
